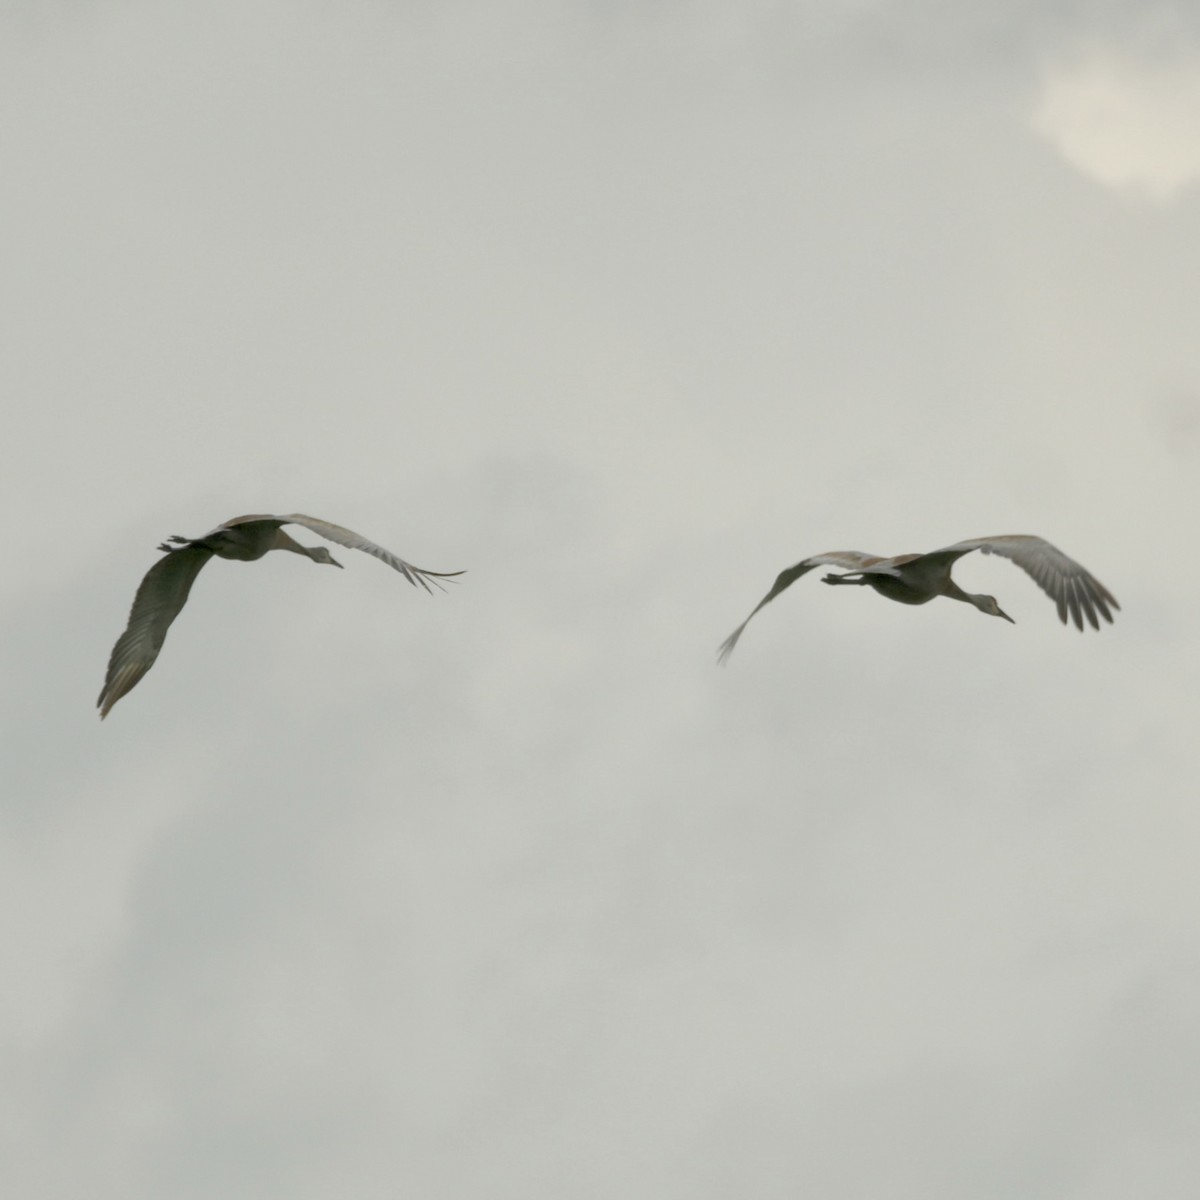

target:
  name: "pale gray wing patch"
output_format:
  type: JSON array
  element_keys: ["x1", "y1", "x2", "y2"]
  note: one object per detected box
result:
[
  {"x1": 813, "y1": 550, "x2": 884, "y2": 572},
  {"x1": 213, "y1": 514, "x2": 277, "y2": 530}
]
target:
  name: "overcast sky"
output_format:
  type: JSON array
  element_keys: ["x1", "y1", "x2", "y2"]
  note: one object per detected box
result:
[{"x1": 3, "y1": 2, "x2": 1199, "y2": 1197}]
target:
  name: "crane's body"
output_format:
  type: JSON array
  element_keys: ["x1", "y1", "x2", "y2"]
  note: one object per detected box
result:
[
  {"x1": 167, "y1": 518, "x2": 323, "y2": 563},
  {"x1": 98, "y1": 513, "x2": 462, "y2": 718},
  {"x1": 826, "y1": 563, "x2": 940, "y2": 606},
  {"x1": 718, "y1": 535, "x2": 1118, "y2": 663}
]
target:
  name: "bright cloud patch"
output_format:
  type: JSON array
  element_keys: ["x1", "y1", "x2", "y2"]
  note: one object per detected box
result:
[{"x1": 1032, "y1": 48, "x2": 1200, "y2": 201}]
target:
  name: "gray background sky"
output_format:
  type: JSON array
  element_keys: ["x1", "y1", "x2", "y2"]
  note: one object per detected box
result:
[{"x1": 4, "y1": 2, "x2": 1199, "y2": 1197}]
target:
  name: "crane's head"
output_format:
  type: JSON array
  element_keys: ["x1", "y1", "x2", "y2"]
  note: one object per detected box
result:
[
  {"x1": 972, "y1": 593, "x2": 1014, "y2": 623},
  {"x1": 307, "y1": 546, "x2": 344, "y2": 568}
]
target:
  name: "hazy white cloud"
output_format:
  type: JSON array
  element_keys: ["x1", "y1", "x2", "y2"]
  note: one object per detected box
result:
[{"x1": 1032, "y1": 46, "x2": 1200, "y2": 200}]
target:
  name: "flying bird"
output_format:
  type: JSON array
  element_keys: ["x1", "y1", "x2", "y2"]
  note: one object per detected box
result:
[
  {"x1": 98, "y1": 513, "x2": 463, "y2": 717},
  {"x1": 717, "y1": 534, "x2": 1118, "y2": 663}
]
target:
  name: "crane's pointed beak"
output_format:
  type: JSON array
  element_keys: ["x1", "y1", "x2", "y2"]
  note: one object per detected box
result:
[
  {"x1": 329, "y1": 556, "x2": 344, "y2": 569},
  {"x1": 997, "y1": 607, "x2": 1015, "y2": 624}
]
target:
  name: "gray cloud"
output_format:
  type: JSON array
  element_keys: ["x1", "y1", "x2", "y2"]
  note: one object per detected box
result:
[{"x1": 3, "y1": 2, "x2": 1198, "y2": 1197}]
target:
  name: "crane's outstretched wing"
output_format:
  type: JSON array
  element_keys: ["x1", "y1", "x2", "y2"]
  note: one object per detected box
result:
[
  {"x1": 277, "y1": 514, "x2": 464, "y2": 593},
  {"x1": 937, "y1": 535, "x2": 1119, "y2": 631},
  {"x1": 98, "y1": 546, "x2": 212, "y2": 718},
  {"x1": 717, "y1": 551, "x2": 878, "y2": 664}
]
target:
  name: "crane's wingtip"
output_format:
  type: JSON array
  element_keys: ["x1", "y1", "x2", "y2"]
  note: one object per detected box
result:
[
  {"x1": 410, "y1": 567, "x2": 466, "y2": 594},
  {"x1": 716, "y1": 632, "x2": 741, "y2": 664}
]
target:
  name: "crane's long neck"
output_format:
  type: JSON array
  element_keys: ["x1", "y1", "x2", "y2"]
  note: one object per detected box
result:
[
  {"x1": 942, "y1": 579, "x2": 987, "y2": 611},
  {"x1": 271, "y1": 529, "x2": 318, "y2": 559},
  {"x1": 940, "y1": 578, "x2": 968, "y2": 603},
  {"x1": 270, "y1": 528, "x2": 341, "y2": 567},
  {"x1": 943, "y1": 578, "x2": 1012, "y2": 621}
]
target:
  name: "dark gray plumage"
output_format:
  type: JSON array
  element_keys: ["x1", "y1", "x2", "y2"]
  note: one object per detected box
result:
[{"x1": 99, "y1": 514, "x2": 462, "y2": 717}]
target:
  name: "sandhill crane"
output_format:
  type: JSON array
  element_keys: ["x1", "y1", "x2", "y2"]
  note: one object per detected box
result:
[
  {"x1": 717, "y1": 534, "x2": 1118, "y2": 663},
  {"x1": 98, "y1": 513, "x2": 463, "y2": 718}
]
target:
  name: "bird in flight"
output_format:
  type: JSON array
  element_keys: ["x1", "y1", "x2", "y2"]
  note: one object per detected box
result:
[
  {"x1": 98, "y1": 514, "x2": 462, "y2": 718},
  {"x1": 717, "y1": 534, "x2": 1118, "y2": 663}
]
